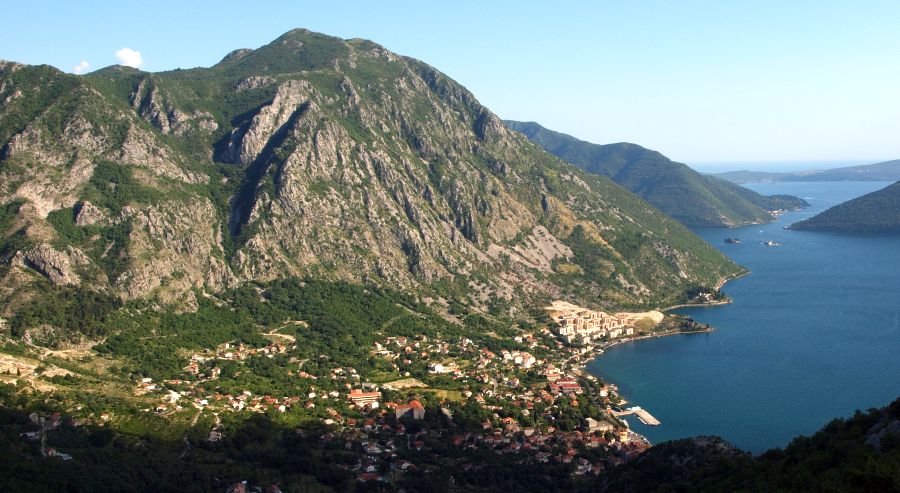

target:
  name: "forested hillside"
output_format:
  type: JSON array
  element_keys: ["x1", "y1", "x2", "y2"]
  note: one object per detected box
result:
[
  {"x1": 790, "y1": 181, "x2": 900, "y2": 233},
  {"x1": 505, "y1": 120, "x2": 807, "y2": 227}
]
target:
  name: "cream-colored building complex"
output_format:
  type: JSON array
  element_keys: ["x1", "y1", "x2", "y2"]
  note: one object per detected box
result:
[{"x1": 546, "y1": 302, "x2": 635, "y2": 345}]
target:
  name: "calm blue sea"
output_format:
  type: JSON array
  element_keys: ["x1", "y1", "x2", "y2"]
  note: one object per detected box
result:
[{"x1": 586, "y1": 181, "x2": 900, "y2": 454}]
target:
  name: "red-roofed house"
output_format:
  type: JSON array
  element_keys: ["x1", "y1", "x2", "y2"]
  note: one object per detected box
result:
[
  {"x1": 349, "y1": 389, "x2": 381, "y2": 408},
  {"x1": 392, "y1": 400, "x2": 425, "y2": 420}
]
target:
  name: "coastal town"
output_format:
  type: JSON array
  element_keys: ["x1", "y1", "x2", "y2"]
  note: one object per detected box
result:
[
  {"x1": 5, "y1": 299, "x2": 713, "y2": 487},
  {"x1": 131, "y1": 327, "x2": 648, "y2": 482}
]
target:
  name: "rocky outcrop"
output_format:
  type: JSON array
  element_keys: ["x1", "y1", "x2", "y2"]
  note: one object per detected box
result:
[
  {"x1": 221, "y1": 79, "x2": 320, "y2": 165},
  {"x1": 865, "y1": 413, "x2": 900, "y2": 451},
  {"x1": 116, "y1": 124, "x2": 206, "y2": 184},
  {"x1": 235, "y1": 76, "x2": 275, "y2": 91},
  {"x1": 74, "y1": 201, "x2": 107, "y2": 226},
  {"x1": 3, "y1": 107, "x2": 105, "y2": 217},
  {"x1": 13, "y1": 243, "x2": 81, "y2": 286},
  {"x1": 0, "y1": 60, "x2": 23, "y2": 74},
  {"x1": 131, "y1": 80, "x2": 218, "y2": 136},
  {"x1": 116, "y1": 199, "x2": 237, "y2": 299},
  {"x1": 0, "y1": 74, "x2": 206, "y2": 217},
  {"x1": 219, "y1": 48, "x2": 252, "y2": 65}
]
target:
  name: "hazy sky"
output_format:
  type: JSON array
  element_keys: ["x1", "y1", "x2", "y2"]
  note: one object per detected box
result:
[{"x1": 4, "y1": 1, "x2": 899, "y2": 168}]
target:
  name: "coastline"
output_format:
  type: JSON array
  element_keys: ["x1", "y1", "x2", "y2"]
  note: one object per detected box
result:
[
  {"x1": 596, "y1": 326, "x2": 715, "y2": 354},
  {"x1": 660, "y1": 269, "x2": 750, "y2": 312},
  {"x1": 582, "y1": 327, "x2": 716, "y2": 449},
  {"x1": 715, "y1": 269, "x2": 750, "y2": 291},
  {"x1": 572, "y1": 271, "x2": 738, "y2": 448},
  {"x1": 662, "y1": 300, "x2": 731, "y2": 312}
]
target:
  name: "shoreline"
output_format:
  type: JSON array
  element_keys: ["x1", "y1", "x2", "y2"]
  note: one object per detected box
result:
[
  {"x1": 581, "y1": 328, "x2": 716, "y2": 448},
  {"x1": 596, "y1": 326, "x2": 716, "y2": 354},
  {"x1": 715, "y1": 269, "x2": 750, "y2": 291},
  {"x1": 661, "y1": 269, "x2": 750, "y2": 312},
  {"x1": 573, "y1": 272, "x2": 740, "y2": 447},
  {"x1": 662, "y1": 300, "x2": 731, "y2": 312}
]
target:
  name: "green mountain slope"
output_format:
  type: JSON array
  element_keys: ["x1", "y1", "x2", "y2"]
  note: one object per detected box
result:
[
  {"x1": 790, "y1": 181, "x2": 900, "y2": 233},
  {"x1": 0, "y1": 30, "x2": 741, "y2": 332},
  {"x1": 505, "y1": 120, "x2": 807, "y2": 227}
]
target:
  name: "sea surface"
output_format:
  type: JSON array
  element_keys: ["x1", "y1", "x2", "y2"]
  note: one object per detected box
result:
[{"x1": 586, "y1": 181, "x2": 900, "y2": 454}]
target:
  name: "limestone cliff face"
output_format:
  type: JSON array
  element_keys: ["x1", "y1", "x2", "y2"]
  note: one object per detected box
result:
[
  {"x1": 116, "y1": 199, "x2": 237, "y2": 301},
  {"x1": 224, "y1": 56, "x2": 549, "y2": 300},
  {"x1": 131, "y1": 79, "x2": 218, "y2": 137},
  {"x1": 0, "y1": 30, "x2": 739, "y2": 315},
  {"x1": 11, "y1": 243, "x2": 84, "y2": 286}
]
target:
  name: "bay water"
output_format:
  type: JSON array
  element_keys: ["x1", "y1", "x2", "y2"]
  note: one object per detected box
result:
[{"x1": 586, "y1": 181, "x2": 900, "y2": 453}]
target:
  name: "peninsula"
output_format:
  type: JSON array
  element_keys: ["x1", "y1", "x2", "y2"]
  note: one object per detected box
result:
[{"x1": 790, "y1": 181, "x2": 900, "y2": 233}]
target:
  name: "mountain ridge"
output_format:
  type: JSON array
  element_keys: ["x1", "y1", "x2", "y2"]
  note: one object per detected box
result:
[
  {"x1": 715, "y1": 159, "x2": 900, "y2": 184},
  {"x1": 0, "y1": 30, "x2": 740, "y2": 331},
  {"x1": 504, "y1": 120, "x2": 808, "y2": 228}
]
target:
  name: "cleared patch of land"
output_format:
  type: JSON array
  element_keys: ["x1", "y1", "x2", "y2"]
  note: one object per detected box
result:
[
  {"x1": 381, "y1": 378, "x2": 426, "y2": 390},
  {"x1": 617, "y1": 310, "x2": 665, "y2": 325}
]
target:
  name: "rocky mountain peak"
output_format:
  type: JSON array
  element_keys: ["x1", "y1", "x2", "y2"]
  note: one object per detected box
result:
[
  {"x1": 0, "y1": 29, "x2": 740, "y2": 318},
  {"x1": 218, "y1": 48, "x2": 252, "y2": 64}
]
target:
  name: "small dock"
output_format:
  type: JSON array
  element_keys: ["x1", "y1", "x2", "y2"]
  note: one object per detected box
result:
[{"x1": 613, "y1": 406, "x2": 661, "y2": 426}]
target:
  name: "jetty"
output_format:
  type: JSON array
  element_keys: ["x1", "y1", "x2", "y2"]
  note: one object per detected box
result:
[{"x1": 614, "y1": 406, "x2": 661, "y2": 426}]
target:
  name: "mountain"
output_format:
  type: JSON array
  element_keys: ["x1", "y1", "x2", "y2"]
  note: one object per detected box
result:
[
  {"x1": 505, "y1": 120, "x2": 807, "y2": 227},
  {"x1": 0, "y1": 29, "x2": 741, "y2": 327},
  {"x1": 790, "y1": 181, "x2": 900, "y2": 233},
  {"x1": 716, "y1": 159, "x2": 900, "y2": 184}
]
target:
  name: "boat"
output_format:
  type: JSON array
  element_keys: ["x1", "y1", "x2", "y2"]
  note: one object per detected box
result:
[
  {"x1": 762, "y1": 240, "x2": 781, "y2": 246},
  {"x1": 724, "y1": 237, "x2": 741, "y2": 244}
]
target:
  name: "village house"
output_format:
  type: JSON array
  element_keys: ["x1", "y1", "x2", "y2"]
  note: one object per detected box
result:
[
  {"x1": 349, "y1": 389, "x2": 381, "y2": 409},
  {"x1": 585, "y1": 417, "x2": 614, "y2": 433},
  {"x1": 391, "y1": 400, "x2": 425, "y2": 420}
]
